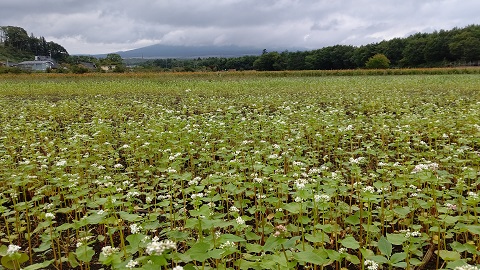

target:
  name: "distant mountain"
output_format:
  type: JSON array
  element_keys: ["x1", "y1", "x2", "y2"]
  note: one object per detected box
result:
[{"x1": 94, "y1": 44, "x2": 305, "y2": 59}]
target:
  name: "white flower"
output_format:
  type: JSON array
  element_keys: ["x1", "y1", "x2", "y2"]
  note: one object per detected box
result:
[
  {"x1": 130, "y1": 223, "x2": 141, "y2": 234},
  {"x1": 405, "y1": 230, "x2": 421, "y2": 238},
  {"x1": 362, "y1": 186, "x2": 375, "y2": 193},
  {"x1": 7, "y1": 244, "x2": 21, "y2": 255},
  {"x1": 411, "y1": 162, "x2": 438, "y2": 173},
  {"x1": 191, "y1": 193, "x2": 204, "y2": 199},
  {"x1": 45, "y1": 212, "x2": 55, "y2": 219},
  {"x1": 101, "y1": 246, "x2": 119, "y2": 257},
  {"x1": 235, "y1": 216, "x2": 245, "y2": 225},
  {"x1": 349, "y1": 157, "x2": 365, "y2": 164},
  {"x1": 229, "y1": 206, "x2": 240, "y2": 213},
  {"x1": 126, "y1": 191, "x2": 140, "y2": 199},
  {"x1": 454, "y1": 265, "x2": 480, "y2": 270},
  {"x1": 468, "y1": 192, "x2": 479, "y2": 200},
  {"x1": 219, "y1": 241, "x2": 236, "y2": 249},
  {"x1": 145, "y1": 239, "x2": 176, "y2": 256},
  {"x1": 294, "y1": 179, "x2": 308, "y2": 189},
  {"x1": 126, "y1": 259, "x2": 139, "y2": 269},
  {"x1": 445, "y1": 203, "x2": 457, "y2": 211},
  {"x1": 364, "y1": 259, "x2": 379, "y2": 270},
  {"x1": 76, "y1": 236, "x2": 94, "y2": 247},
  {"x1": 55, "y1": 160, "x2": 67, "y2": 166},
  {"x1": 114, "y1": 163, "x2": 124, "y2": 169},
  {"x1": 314, "y1": 194, "x2": 331, "y2": 203},
  {"x1": 253, "y1": 177, "x2": 263, "y2": 183},
  {"x1": 173, "y1": 266, "x2": 184, "y2": 270}
]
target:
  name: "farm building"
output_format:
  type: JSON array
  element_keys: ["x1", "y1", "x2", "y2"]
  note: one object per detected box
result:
[{"x1": 17, "y1": 56, "x2": 58, "y2": 71}]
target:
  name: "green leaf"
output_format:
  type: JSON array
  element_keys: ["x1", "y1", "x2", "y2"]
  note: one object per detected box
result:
[
  {"x1": 386, "y1": 233, "x2": 407, "y2": 245},
  {"x1": 392, "y1": 262, "x2": 408, "y2": 268},
  {"x1": 75, "y1": 246, "x2": 95, "y2": 263},
  {"x1": 219, "y1": 234, "x2": 246, "y2": 243},
  {"x1": 305, "y1": 233, "x2": 330, "y2": 244},
  {"x1": 378, "y1": 236, "x2": 392, "y2": 257},
  {"x1": 84, "y1": 214, "x2": 105, "y2": 224},
  {"x1": 263, "y1": 235, "x2": 286, "y2": 252},
  {"x1": 246, "y1": 243, "x2": 263, "y2": 253},
  {"x1": 118, "y1": 211, "x2": 142, "y2": 222},
  {"x1": 345, "y1": 254, "x2": 360, "y2": 264},
  {"x1": 340, "y1": 235, "x2": 360, "y2": 249},
  {"x1": 67, "y1": 252, "x2": 79, "y2": 268},
  {"x1": 436, "y1": 250, "x2": 461, "y2": 261},
  {"x1": 245, "y1": 231, "x2": 261, "y2": 241},
  {"x1": 345, "y1": 213, "x2": 360, "y2": 225},
  {"x1": 393, "y1": 206, "x2": 411, "y2": 218},
  {"x1": 126, "y1": 234, "x2": 144, "y2": 254},
  {"x1": 1, "y1": 256, "x2": 19, "y2": 270},
  {"x1": 368, "y1": 255, "x2": 388, "y2": 264},
  {"x1": 390, "y1": 252, "x2": 407, "y2": 264},
  {"x1": 293, "y1": 251, "x2": 328, "y2": 265},
  {"x1": 185, "y1": 242, "x2": 211, "y2": 262},
  {"x1": 466, "y1": 225, "x2": 480, "y2": 235},
  {"x1": 0, "y1": 245, "x2": 7, "y2": 256},
  {"x1": 445, "y1": 260, "x2": 470, "y2": 269},
  {"x1": 208, "y1": 249, "x2": 225, "y2": 259},
  {"x1": 1, "y1": 253, "x2": 29, "y2": 269},
  {"x1": 22, "y1": 259, "x2": 54, "y2": 270},
  {"x1": 283, "y1": 202, "x2": 301, "y2": 214}
]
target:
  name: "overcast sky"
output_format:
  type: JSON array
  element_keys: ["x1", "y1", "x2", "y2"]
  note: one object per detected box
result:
[{"x1": 1, "y1": 0, "x2": 478, "y2": 55}]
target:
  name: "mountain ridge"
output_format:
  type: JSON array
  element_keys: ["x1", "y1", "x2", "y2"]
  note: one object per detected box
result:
[{"x1": 92, "y1": 44, "x2": 306, "y2": 59}]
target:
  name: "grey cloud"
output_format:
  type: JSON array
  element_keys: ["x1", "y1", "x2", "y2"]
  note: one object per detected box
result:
[{"x1": 1, "y1": 0, "x2": 479, "y2": 54}]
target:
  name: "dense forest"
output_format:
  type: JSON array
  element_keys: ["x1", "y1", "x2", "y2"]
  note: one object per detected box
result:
[
  {"x1": 2, "y1": 24, "x2": 480, "y2": 72},
  {"x1": 0, "y1": 26, "x2": 69, "y2": 62}
]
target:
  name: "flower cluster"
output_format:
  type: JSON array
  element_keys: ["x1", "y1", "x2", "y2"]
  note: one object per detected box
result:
[
  {"x1": 7, "y1": 244, "x2": 21, "y2": 255},
  {"x1": 314, "y1": 194, "x2": 331, "y2": 203},
  {"x1": 130, "y1": 223, "x2": 141, "y2": 234},
  {"x1": 145, "y1": 237, "x2": 176, "y2": 256},
  {"x1": 364, "y1": 259, "x2": 379, "y2": 270},
  {"x1": 219, "y1": 241, "x2": 236, "y2": 249},
  {"x1": 101, "y1": 246, "x2": 120, "y2": 257},
  {"x1": 235, "y1": 216, "x2": 245, "y2": 225},
  {"x1": 411, "y1": 162, "x2": 439, "y2": 173},
  {"x1": 273, "y1": 224, "x2": 287, "y2": 237},
  {"x1": 126, "y1": 259, "x2": 139, "y2": 269},
  {"x1": 454, "y1": 265, "x2": 480, "y2": 270}
]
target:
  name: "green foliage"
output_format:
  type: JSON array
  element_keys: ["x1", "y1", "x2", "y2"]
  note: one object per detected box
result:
[
  {"x1": 365, "y1": 53, "x2": 390, "y2": 69},
  {"x1": 0, "y1": 26, "x2": 69, "y2": 62},
  {"x1": 0, "y1": 73, "x2": 479, "y2": 269}
]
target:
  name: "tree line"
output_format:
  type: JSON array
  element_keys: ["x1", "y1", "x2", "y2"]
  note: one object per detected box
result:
[
  {"x1": 0, "y1": 26, "x2": 69, "y2": 62},
  {"x1": 138, "y1": 24, "x2": 480, "y2": 71},
  {"x1": 2, "y1": 24, "x2": 480, "y2": 72}
]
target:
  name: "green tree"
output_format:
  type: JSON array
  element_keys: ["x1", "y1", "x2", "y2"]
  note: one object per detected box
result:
[
  {"x1": 401, "y1": 35, "x2": 428, "y2": 67},
  {"x1": 449, "y1": 31, "x2": 480, "y2": 63},
  {"x1": 365, "y1": 53, "x2": 390, "y2": 69},
  {"x1": 352, "y1": 43, "x2": 378, "y2": 67},
  {"x1": 102, "y1": 53, "x2": 124, "y2": 65},
  {"x1": 1, "y1": 26, "x2": 29, "y2": 51},
  {"x1": 253, "y1": 51, "x2": 283, "y2": 71}
]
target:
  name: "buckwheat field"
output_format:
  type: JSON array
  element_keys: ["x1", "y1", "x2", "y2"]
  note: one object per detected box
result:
[{"x1": 0, "y1": 73, "x2": 479, "y2": 270}]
